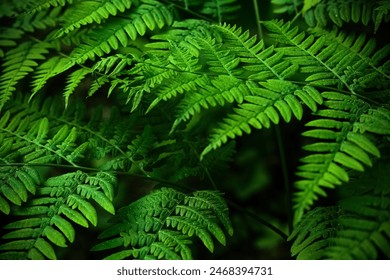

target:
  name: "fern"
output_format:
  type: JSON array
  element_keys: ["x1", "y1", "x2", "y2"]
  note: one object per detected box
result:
[
  {"x1": 289, "y1": 162, "x2": 390, "y2": 259},
  {"x1": 54, "y1": 0, "x2": 138, "y2": 37},
  {"x1": 272, "y1": 0, "x2": 390, "y2": 32},
  {"x1": 198, "y1": 0, "x2": 240, "y2": 23},
  {"x1": 264, "y1": 19, "x2": 389, "y2": 93},
  {"x1": 0, "y1": 96, "x2": 88, "y2": 166},
  {"x1": 0, "y1": 28, "x2": 24, "y2": 58},
  {"x1": 170, "y1": 0, "x2": 240, "y2": 22},
  {"x1": 0, "y1": 166, "x2": 40, "y2": 214},
  {"x1": 13, "y1": 6, "x2": 63, "y2": 32},
  {"x1": 201, "y1": 81, "x2": 323, "y2": 158},
  {"x1": 293, "y1": 91, "x2": 388, "y2": 224},
  {"x1": 0, "y1": 170, "x2": 115, "y2": 260},
  {"x1": 68, "y1": 2, "x2": 173, "y2": 64},
  {"x1": 92, "y1": 187, "x2": 233, "y2": 259},
  {"x1": 0, "y1": 0, "x2": 389, "y2": 260},
  {"x1": 30, "y1": 56, "x2": 72, "y2": 98},
  {"x1": 0, "y1": 42, "x2": 51, "y2": 111},
  {"x1": 17, "y1": 0, "x2": 73, "y2": 14},
  {"x1": 303, "y1": 0, "x2": 389, "y2": 31}
]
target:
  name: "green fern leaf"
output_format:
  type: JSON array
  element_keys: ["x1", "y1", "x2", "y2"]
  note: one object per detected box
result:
[
  {"x1": 302, "y1": 0, "x2": 387, "y2": 29},
  {"x1": 55, "y1": 0, "x2": 137, "y2": 37},
  {"x1": 59, "y1": 205, "x2": 89, "y2": 228},
  {"x1": 374, "y1": 1, "x2": 390, "y2": 33},
  {"x1": 157, "y1": 230, "x2": 192, "y2": 259},
  {"x1": 0, "y1": 42, "x2": 50, "y2": 111},
  {"x1": 14, "y1": 6, "x2": 62, "y2": 32},
  {"x1": 199, "y1": 0, "x2": 240, "y2": 22},
  {"x1": 51, "y1": 214, "x2": 75, "y2": 242},
  {"x1": 16, "y1": 0, "x2": 72, "y2": 14},
  {"x1": 265, "y1": 19, "x2": 389, "y2": 93},
  {"x1": 171, "y1": 75, "x2": 250, "y2": 133},
  {"x1": 31, "y1": 56, "x2": 73, "y2": 98},
  {"x1": 293, "y1": 92, "x2": 385, "y2": 224},
  {"x1": 201, "y1": 81, "x2": 322, "y2": 159},
  {"x1": 43, "y1": 226, "x2": 67, "y2": 247},
  {"x1": 0, "y1": 171, "x2": 116, "y2": 259},
  {"x1": 0, "y1": 27, "x2": 24, "y2": 58},
  {"x1": 146, "y1": 73, "x2": 206, "y2": 113},
  {"x1": 34, "y1": 238, "x2": 56, "y2": 260},
  {"x1": 289, "y1": 163, "x2": 390, "y2": 259},
  {"x1": 0, "y1": 166, "x2": 40, "y2": 213},
  {"x1": 63, "y1": 68, "x2": 91, "y2": 107},
  {"x1": 69, "y1": 2, "x2": 173, "y2": 64},
  {"x1": 92, "y1": 187, "x2": 232, "y2": 259},
  {"x1": 0, "y1": 196, "x2": 10, "y2": 215}
]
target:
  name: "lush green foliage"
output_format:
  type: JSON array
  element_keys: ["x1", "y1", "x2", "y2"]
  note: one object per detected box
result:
[{"x1": 0, "y1": 0, "x2": 389, "y2": 259}]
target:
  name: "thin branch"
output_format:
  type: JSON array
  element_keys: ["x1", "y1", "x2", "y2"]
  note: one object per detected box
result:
[
  {"x1": 227, "y1": 200, "x2": 288, "y2": 240},
  {"x1": 275, "y1": 125, "x2": 293, "y2": 234},
  {"x1": 160, "y1": 0, "x2": 217, "y2": 23},
  {"x1": 253, "y1": 0, "x2": 291, "y2": 235},
  {"x1": 252, "y1": 0, "x2": 264, "y2": 47}
]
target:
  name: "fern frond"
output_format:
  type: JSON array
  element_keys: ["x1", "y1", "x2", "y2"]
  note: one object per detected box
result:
[
  {"x1": 373, "y1": 1, "x2": 390, "y2": 33},
  {"x1": 201, "y1": 82, "x2": 323, "y2": 159},
  {"x1": 309, "y1": 27, "x2": 390, "y2": 90},
  {"x1": 293, "y1": 91, "x2": 387, "y2": 224},
  {"x1": 13, "y1": 6, "x2": 63, "y2": 32},
  {"x1": 55, "y1": 0, "x2": 137, "y2": 37},
  {"x1": 69, "y1": 2, "x2": 173, "y2": 64},
  {"x1": 303, "y1": 0, "x2": 389, "y2": 30},
  {"x1": 100, "y1": 125, "x2": 156, "y2": 172},
  {"x1": 0, "y1": 42, "x2": 50, "y2": 111},
  {"x1": 199, "y1": 0, "x2": 240, "y2": 23},
  {"x1": 146, "y1": 73, "x2": 206, "y2": 113},
  {"x1": 92, "y1": 53, "x2": 134, "y2": 77},
  {"x1": 63, "y1": 68, "x2": 91, "y2": 107},
  {"x1": 271, "y1": 0, "x2": 302, "y2": 14},
  {"x1": 264, "y1": 19, "x2": 390, "y2": 93},
  {"x1": 0, "y1": 96, "x2": 90, "y2": 166},
  {"x1": 0, "y1": 166, "x2": 40, "y2": 214},
  {"x1": 271, "y1": 0, "x2": 389, "y2": 32},
  {"x1": 18, "y1": 0, "x2": 73, "y2": 14},
  {"x1": 0, "y1": 28, "x2": 24, "y2": 58},
  {"x1": 191, "y1": 26, "x2": 242, "y2": 76},
  {"x1": 171, "y1": 75, "x2": 250, "y2": 133},
  {"x1": 289, "y1": 163, "x2": 390, "y2": 259},
  {"x1": 213, "y1": 23, "x2": 297, "y2": 81},
  {"x1": 145, "y1": 20, "x2": 305, "y2": 139},
  {"x1": 30, "y1": 56, "x2": 74, "y2": 98},
  {"x1": 170, "y1": 0, "x2": 240, "y2": 22},
  {"x1": 92, "y1": 187, "x2": 232, "y2": 260},
  {"x1": 0, "y1": 0, "x2": 18, "y2": 17},
  {"x1": 0, "y1": 171, "x2": 116, "y2": 259}
]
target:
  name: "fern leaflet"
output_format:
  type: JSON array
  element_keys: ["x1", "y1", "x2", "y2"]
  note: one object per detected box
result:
[
  {"x1": 0, "y1": 171, "x2": 116, "y2": 260},
  {"x1": 55, "y1": 0, "x2": 138, "y2": 37},
  {"x1": 289, "y1": 163, "x2": 390, "y2": 259},
  {"x1": 92, "y1": 187, "x2": 233, "y2": 259},
  {"x1": 293, "y1": 91, "x2": 389, "y2": 224},
  {"x1": 0, "y1": 42, "x2": 50, "y2": 111}
]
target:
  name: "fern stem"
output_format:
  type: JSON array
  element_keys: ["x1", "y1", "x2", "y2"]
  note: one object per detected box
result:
[
  {"x1": 227, "y1": 200, "x2": 288, "y2": 240},
  {"x1": 290, "y1": 81, "x2": 383, "y2": 107},
  {"x1": 253, "y1": 0, "x2": 291, "y2": 235},
  {"x1": 193, "y1": 148, "x2": 218, "y2": 190},
  {"x1": 160, "y1": 0, "x2": 217, "y2": 23},
  {"x1": 291, "y1": 10, "x2": 302, "y2": 24},
  {"x1": 275, "y1": 125, "x2": 293, "y2": 234},
  {"x1": 252, "y1": 0, "x2": 264, "y2": 47}
]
